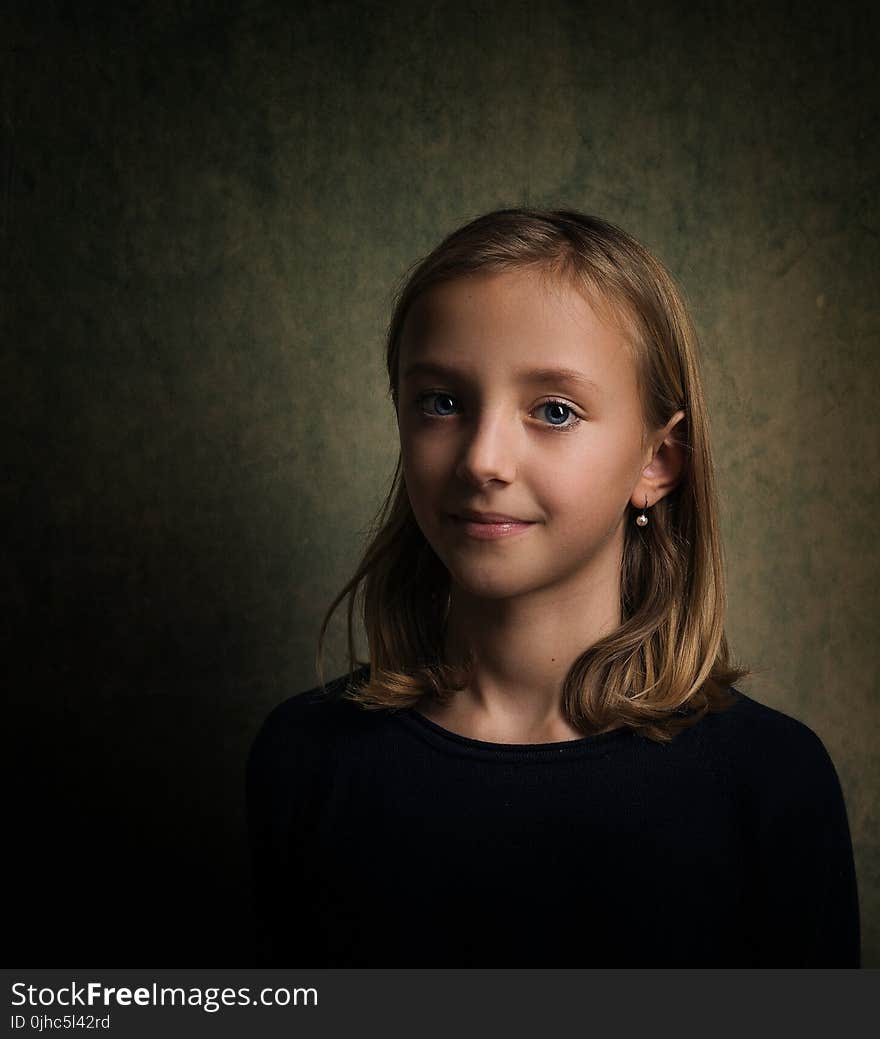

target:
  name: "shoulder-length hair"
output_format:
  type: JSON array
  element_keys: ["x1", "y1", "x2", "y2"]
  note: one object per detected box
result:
[{"x1": 316, "y1": 207, "x2": 749, "y2": 742}]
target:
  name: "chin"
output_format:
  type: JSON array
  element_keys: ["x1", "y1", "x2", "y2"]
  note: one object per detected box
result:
[{"x1": 446, "y1": 565, "x2": 535, "y2": 602}]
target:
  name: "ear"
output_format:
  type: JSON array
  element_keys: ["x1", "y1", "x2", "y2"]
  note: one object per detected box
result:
[{"x1": 630, "y1": 410, "x2": 687, "y2": 509}]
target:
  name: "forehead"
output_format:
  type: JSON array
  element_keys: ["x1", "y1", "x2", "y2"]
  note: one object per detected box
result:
[{"x1": 399, "y1": 268, "x2": 637, "y2": 392}]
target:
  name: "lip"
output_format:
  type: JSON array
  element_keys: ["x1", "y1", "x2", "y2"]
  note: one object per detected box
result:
[
  {"x1": 455, "y1": 509, "x2": 534, "y2": 524},
  {"x1": 450, "y1": 510, "x2": 537, "y2": 540}
]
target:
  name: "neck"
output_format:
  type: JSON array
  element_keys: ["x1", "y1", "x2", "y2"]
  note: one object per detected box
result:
[{"x1": 442, "y1": 547, "x2": 623, "y2": 735}]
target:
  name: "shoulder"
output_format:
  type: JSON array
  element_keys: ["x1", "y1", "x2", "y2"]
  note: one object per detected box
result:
[
  {"x1": 246, "y1": 665, "x2": 373, "y2": 779},
  {"x1": 702, "y1": 687, "x2": 845, "y2": 809},
  {"x1": 715, "y1": 687, "x2": 833, "y2": 759},
  {"x1": 253, "y1": 665, "x2": 371, "y2": 736}
]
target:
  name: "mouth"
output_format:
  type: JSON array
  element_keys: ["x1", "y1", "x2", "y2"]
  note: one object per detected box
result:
[
  {"x1": 455, "y1": 509, "x2": 535, "y2": 524},
  {"x1": 450, "y1": 512, "x2": 537, "y2": 540}
]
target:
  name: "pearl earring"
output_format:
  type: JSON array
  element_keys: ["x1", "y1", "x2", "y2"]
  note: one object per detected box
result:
[{"x1": 635, "y1": 495, "x2": 649, "y2": 527}]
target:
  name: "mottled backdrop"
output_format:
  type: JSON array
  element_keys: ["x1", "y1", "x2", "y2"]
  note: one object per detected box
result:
[{"x1": 4, "y1": 0, "x2": 878, "y2": 963}]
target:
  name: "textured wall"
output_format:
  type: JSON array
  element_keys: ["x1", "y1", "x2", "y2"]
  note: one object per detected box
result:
[{"x1": 5, "y1": 0, "x2": 877, "y2": 963}]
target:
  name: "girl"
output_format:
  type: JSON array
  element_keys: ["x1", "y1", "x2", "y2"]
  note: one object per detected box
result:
[{"x1": 246, "y1": 208, "x2": 861, "y2": 967}]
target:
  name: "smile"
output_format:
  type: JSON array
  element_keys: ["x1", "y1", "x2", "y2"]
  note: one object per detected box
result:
[{"x1": 450, "y1": 516, "x2": 537, "y2": 540}]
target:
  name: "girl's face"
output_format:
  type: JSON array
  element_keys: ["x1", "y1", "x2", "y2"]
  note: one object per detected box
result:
[{"x1": 396, "y1": 266, "x2": 653, "y2": 603}]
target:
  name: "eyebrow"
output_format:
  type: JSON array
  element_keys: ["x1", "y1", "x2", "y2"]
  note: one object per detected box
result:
[{"x1": 401, "y1": 361, "x2": 601, "y2": 394}]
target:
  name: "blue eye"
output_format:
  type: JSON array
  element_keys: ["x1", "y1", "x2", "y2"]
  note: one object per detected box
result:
[
  {"x1": 542, "y1": 401, "x2": 574, "y2": 426},
  {"x1": 423, "y1": 393, "x2": 457, "y2": 417},
  {"x1": 415, "y1": 393, "x2": 581, "y2": 431}
]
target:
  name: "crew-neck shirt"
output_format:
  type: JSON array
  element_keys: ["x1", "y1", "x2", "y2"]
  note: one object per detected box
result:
[{"x1": 245, "y1": 666, "x2": 861, "y2": 967}]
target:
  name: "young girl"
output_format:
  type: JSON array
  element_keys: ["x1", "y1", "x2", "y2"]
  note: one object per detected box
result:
[{"x1": 246, "y1": 208, "x2": 861, "y2": 967}]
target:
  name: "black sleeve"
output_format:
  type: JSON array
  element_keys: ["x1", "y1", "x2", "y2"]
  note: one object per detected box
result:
[
  {"x1": 244, "y1": 698, "x2": 327, "y2": 966},
  {"x1": 751, "y1": 725, "x2": 861, "y2": 966}
]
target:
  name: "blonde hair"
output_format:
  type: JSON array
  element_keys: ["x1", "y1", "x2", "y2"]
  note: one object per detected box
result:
[{"x1": 316, "y1": 207, "x2": 749, "y2": 742}]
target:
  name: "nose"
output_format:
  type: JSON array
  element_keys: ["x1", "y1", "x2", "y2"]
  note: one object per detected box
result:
[{"x1": 454, "y1": 409, "x2": 518, "y2": 488}]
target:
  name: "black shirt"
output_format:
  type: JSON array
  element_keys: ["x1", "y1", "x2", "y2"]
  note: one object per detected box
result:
[{"x1": 245, "y1": 666, "x2": 861, "y2": 967}]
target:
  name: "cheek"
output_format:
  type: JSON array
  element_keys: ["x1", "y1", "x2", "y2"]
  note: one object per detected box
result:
[
  {"x1": 400, "y1": 449, "x2": 443, "y2": 528},
  {"x1": 526, "y1": 442, "x2": 600, "y2": 498},
  {"x1": 401, "y1": 433, "x2": 451, "y2": 489},
  {"x1": 531, "y1": 443, "x2": 633, "y2": 517}
]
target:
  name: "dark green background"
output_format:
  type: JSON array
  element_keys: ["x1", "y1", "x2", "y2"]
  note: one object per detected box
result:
[{"x1": 4, "y1": 0, "x2": 878, "y2": 965}]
